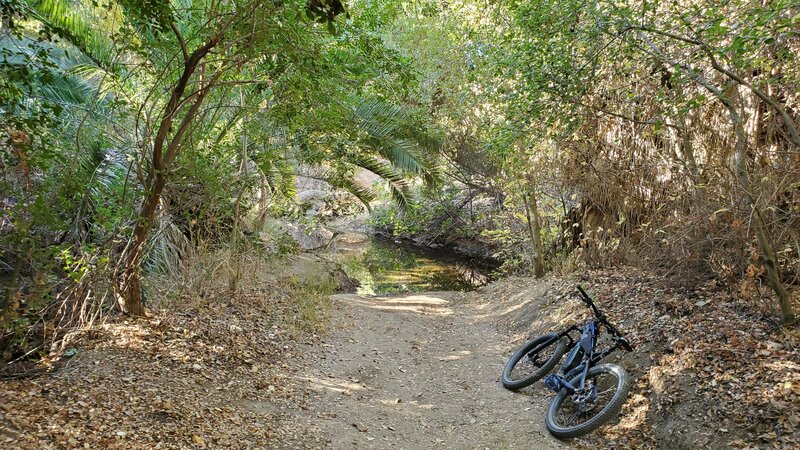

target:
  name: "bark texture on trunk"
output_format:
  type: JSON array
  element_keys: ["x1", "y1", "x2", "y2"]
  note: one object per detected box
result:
[
  {"x1": 113, "y1": 38, "x2": 219, "y2": 316},
  {"x1": 728, "y1": 94, "x2": 795, "y2": 326}
]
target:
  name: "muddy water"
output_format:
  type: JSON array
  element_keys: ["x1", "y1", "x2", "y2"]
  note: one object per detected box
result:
[{"x1": 335, "y1": 236, "x2": 496, "y2": 296}]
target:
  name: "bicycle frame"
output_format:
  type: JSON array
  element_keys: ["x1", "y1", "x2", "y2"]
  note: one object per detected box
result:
[
  {"x1": 540, "y1": 286, "x2": 632, "y2": 395},
  {"x1": 501, "y1": 284, "x2": 634, "y2": 438}
]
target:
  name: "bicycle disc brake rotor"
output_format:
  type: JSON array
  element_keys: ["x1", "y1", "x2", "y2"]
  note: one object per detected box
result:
[{"x1": 571, "y1": 384, "x2": 598, "y2": 412}]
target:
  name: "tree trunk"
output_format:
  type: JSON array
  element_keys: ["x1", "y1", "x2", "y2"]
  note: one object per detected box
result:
[
  {"x1": 229, "y1": 110, "x2": 249, "y2": 293},
  {"x1": 114, "y1": 173, "x2": 166, "y2": 315},
  {"x1": 728, "y1": 94, "x2": 796, "y2": 325},
  {"x1": 522, "y1": 190, "x2": 545, "y2": 278},
  {"x1": 113, "y1": 37, "x2": 218, "y2": 316}
]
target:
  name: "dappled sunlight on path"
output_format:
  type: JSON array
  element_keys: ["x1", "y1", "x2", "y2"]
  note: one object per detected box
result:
[
  {"x1": 287, "y1": 291, "x2": 568, "y2": 449},
  {"x1": 330, "y1": 292, "x2": 454, "y2": 316}
]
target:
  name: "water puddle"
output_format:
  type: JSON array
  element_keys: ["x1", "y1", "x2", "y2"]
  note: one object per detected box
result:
[{"x1": 336, "y1": 237, "x2": 495, "y2": 296}]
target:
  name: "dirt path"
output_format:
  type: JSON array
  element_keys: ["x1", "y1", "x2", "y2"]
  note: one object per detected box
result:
[{"x1": 287, "y1": 291, "x2": 569, "y2": 449}]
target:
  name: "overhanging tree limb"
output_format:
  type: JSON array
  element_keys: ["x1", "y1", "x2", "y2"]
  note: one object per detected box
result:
[{"x1": 627, "y1": 25, "x2": 800, "y2": 148}]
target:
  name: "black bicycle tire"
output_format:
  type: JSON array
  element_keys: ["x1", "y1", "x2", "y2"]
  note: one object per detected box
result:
[
  {"x1": 545, "y1": 363, "x2": 630, "y2": 439},
  {"x1": 501, "y1": 333, "x2": 567, "y2": 390}
]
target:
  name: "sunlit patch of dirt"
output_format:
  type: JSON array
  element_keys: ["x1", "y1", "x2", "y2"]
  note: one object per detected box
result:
[{"x1": 330, "y1": 293, "x2": 454, "y2": 316}]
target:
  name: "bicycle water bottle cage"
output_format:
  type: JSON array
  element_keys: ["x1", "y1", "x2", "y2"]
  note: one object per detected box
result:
[{"x1": 544, "y1": 373, "x2": 562, "y2": 392}]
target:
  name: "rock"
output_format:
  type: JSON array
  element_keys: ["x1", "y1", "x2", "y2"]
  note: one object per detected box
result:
[
  {"x1": 765, "y1": 341, "x2": 782, "y2": 351},
  {"x1": 331, "y1": 267, "x2": 359, "y2": 293},
  {"x1": 280, "y1": 222, "x2": 334, "y2": 251},
  {"x1": 297, "y1": 189, "x2": 329, "y2": 203}
]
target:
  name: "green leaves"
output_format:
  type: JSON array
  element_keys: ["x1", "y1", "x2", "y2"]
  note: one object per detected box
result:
[
  {"x1": 354, "y1": 99, "x2": 440, "y2": 175},
  {"x1": 349, "y1": 153, "x2": 413, "y2": 209},
  {"x1": 32, "y1": 0, "x2": 118, "y2": 72},
  {"x1": 117, "y1": 0, "x2": 174, "y2": 33}
]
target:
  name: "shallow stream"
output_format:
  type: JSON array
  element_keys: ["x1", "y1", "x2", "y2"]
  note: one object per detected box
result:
[{"x1": 337, "y1": 237, "x2": 495, "y2": 296}]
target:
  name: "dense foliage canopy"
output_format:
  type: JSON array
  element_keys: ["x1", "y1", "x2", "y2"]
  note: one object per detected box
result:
[{"x1": 1, "y1": 0, "x2": 798, "y2": 361}]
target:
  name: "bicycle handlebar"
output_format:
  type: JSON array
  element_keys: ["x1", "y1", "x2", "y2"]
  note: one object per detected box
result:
[
  {"x1": 576, "y1": 285, "x2": 602, "y2": 317},
  {"x1": 575, "y1": 285, "x2": 633, "y2": 351},
  {"x1": 576, "y1": 285, "x2": 593, "y2": 305}
]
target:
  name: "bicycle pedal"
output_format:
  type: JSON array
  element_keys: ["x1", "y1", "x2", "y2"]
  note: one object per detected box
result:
[{"x1": 544, "y1": 374, "x2": 561, "y2": 392}]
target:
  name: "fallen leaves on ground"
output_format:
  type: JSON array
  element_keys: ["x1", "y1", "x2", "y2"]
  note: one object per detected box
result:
[
  {"x1": 474, "y1": 267, "x2": 800, "y2": 449},
  {"x1": 0, "y1": 280, "x2": 328, "y2": 449}
]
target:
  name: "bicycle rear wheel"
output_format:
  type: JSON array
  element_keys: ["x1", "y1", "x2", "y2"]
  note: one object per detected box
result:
[
  {"x1": 501, "y1": 333, "x2": 567, "y2": 390},
  {"x1": 545, "y1": 363, "x2": 630, "y2": 439}
]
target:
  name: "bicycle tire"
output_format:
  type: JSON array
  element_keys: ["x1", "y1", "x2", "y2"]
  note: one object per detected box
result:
[
  {"x1": 545, "y1": 363, "x2": 630, "y2": 439},
  {"x1": 501, "y1": 333, "x2": 567, "y2": 390}
]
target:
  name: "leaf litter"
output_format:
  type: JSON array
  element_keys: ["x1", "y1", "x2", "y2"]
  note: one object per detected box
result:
[
  {"x1": 0, "y1": 263, "x2": 797, "y2": 449},
  {"x1": 475, "y1": 266, "x2": 800, "y2": 449},
  {"x1": 0, "y1": 275, "x2": 330, "y2": 449}
]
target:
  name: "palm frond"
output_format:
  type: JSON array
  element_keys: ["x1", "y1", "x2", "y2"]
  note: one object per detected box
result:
[
  {"x1": 388, "y1": 183, "x2": 412, "y2": 211},
  {"x1": 76, "y1": 141, "x2": 128, "y2": 209},
  {"x1": 333, "y1": 176, "x2": 375, "y2": 211},
  {"x1": 349, "y1": 154, "x2": 415, "y2": 210},
  {"x1": 399, "y1": 121, "x2": 445, "y2": 153},
  {"x1": 144, "y1": 216, "x2": 189, "y2": 275},
  {"x1": 371, "y1": 137, "x2": 425, "y2": 174},
  {"x1": 69, "y1": 63, "x2": 111, "y2": 85},
  {"x1": 353, "y1": 98, "x2": 442, "y2": 189},
  {"x1": 39, "y1": 71, "x2": 103, "y2": 106},
  {"x1": 350, "y1": 154, "x2": 408, "y2": 186},
  {"x1": 354, "y1": 99, "x2": 406, "y2": 139},
  {"x1": 32, "y1": 0, "x2": 118, "y2": 73},
  {"x1": 0, "y1": 35, "x2": 110, "y2": 110}
]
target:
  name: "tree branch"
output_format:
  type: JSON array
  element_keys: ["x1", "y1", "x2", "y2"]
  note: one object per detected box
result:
[
  {"x1": 629, "y1": 25, "x2": 800, "y2": 148},
  {"x1": 170, "y1": 22, "x2": 189, "y2": 62}
]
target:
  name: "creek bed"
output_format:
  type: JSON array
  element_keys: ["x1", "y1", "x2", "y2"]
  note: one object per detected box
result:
[{"x1": 337, "y1": 237, "x2": 496, "y2": 296}]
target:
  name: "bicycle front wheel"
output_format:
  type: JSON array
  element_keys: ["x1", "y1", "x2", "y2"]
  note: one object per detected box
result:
[
  {"x1": 501, "y1": 333, "x2": 567, "y2": 390},
  {"x1": 545, "y1": 363, "x2": 630, "y2": 439}
]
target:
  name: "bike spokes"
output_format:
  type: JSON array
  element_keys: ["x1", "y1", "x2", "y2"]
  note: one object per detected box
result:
[
  {"x1": 528, "y1": 352, "x2": 546, "y2": 367},
  {"x1": 554, "y1": 370, "x2": 618, "y2": 428},
  {"x1": 502, "y1": 334, "x2": 568, "y2": 390},
  {"x1": 508, "y1": 353, "x2": 541, "y2": 380},
  {"x1": 507, "y1": 343, "x2": 561, "y2": 381}
]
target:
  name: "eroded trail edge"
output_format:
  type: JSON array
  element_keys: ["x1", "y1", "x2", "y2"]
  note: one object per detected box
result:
[{"x1": 286, "y1": 292, "x2": 567, "y2": 449}]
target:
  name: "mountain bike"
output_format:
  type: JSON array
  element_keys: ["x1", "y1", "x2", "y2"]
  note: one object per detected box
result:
[{"x1": 501, "y1": 285, "x2": 633, "y2": 438}]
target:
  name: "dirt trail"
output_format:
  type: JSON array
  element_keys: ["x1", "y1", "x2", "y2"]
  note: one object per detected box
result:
[{"x1": 288, "y1": 291, "x2": 568, "y2": 449}]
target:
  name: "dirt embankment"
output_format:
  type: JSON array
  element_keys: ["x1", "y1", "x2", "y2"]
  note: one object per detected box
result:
[
  {"x1": 0, "y1": 253, "x2": 344, "y2": 449},
  {"x1": 468, "y1": 269, "x2": 800, "y2": 449}
]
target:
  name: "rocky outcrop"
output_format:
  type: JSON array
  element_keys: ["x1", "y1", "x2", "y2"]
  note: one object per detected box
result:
[{"x1": 279, "y1": 222, "x2": 334, "y2": 251}]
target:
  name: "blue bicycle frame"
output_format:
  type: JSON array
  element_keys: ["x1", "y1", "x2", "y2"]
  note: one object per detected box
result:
[
  {"x1": 544, "y1": 322, "x2": 596, "y2": 393},
  {"x1": 543, "y1": 286, "x2": 632, "y2": 394}
]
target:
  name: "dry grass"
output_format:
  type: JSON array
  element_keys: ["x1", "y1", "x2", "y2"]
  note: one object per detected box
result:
[
  {"x1": 145, "y1": 243, "x2": 336, "y2": 336},
  {"x1": 279, "y1": 276, "x2": 334, "y2": 337}
]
